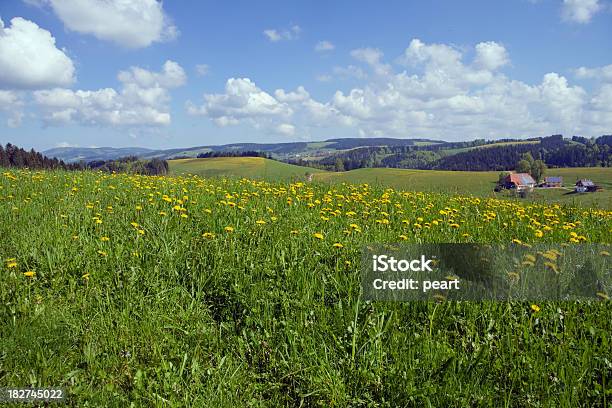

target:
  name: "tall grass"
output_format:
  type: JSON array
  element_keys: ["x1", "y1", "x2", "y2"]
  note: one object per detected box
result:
[{"x1": 1, "y1": 169, "x2": 610, "y2": 406}]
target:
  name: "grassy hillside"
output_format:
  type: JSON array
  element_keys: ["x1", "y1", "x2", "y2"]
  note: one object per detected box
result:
[
  {"x1": 169, "y1": 157, "x2": 323, "y2": 181},
  {"x1": 168, "y1": 158, "x2": 611, "y2": 208},
  {"x1": 315, "y1": 167, "x2": 612, "y2": 209}
]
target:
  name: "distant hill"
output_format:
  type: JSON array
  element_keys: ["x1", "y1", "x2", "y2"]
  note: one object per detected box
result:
[
  {"x1": 43, "y1": 137, "x2": 444, "y2": 163},
  {"x1": 43, "y1": 146, "x2": 155, "y2": 163},
  {"x1": 44, "y1": 134, "x2": 611, "y2": 171}
]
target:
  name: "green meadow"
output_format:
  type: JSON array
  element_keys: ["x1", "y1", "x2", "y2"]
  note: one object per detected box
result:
[
  {"x1": 1, "y1": 168, "x2": 611, "y2": 406},
  {"x1": 169, "y1": 158, "x2": 612, "y2": 209}
]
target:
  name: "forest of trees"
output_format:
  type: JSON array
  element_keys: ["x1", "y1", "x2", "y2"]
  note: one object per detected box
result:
[
  {"x1": 86, "y1": 156, "x2": 169, "y2": 175},
  {"x1": 0, "y1": 143, "x2": 169, "y2": 176},
  {"x1": 196, "y1": 150, "x2": 271, "y2": 159},
  {"x1": 290, "y1": 135, "x2": 612, "y2": 172},
  {"x1": 0, "y1": 143, "x2": 80, "y2": 170}
]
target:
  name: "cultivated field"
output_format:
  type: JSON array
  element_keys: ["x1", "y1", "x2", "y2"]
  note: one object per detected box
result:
[
  {"x1": 1, "y1": 168, "x2": 611, "y2": 406},
  {"x1": 170, "y1": 158, "x2": 612, "y2": 209}
]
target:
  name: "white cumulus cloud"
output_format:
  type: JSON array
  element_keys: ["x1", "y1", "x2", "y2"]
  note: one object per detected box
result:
[
  {"x1": 575, "y1": 64, "x2": 612, "y2": 82},
  {"x1": 0, "y1": 17, "x2": 75, "y2": 89},
  {"x1": 0, "y1": 90, "x2": 24, "y2": 127},
  {"x1": 33, "y1": 60, "x2": 186, "y2": 127},
  {"x1": 561, "y1": 0, "x2": 602, "y2": 23},
  {"x1": 32, "y1": 0, "x2": 178, "y2": 48},
  {"x1": 188, "y1": 38, "x2": 610, "y2": 140},
  {"x1": 474, "y1": 41, "x2": 510, "y2": 71}
]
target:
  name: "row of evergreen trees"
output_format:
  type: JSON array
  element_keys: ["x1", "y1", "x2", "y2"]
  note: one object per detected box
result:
[
  {"x1": 87, "y1": 156, "x2": 168, "y2": 175},
  {"x1": 0, "y1": 143, "x2": 168, "y2": 175},
  {"x1": 196, "y1": 150, "x2": 271, "y2": 159},
  {"x1": 0, "y1": 143, "x2": 81, "y2": 170}
]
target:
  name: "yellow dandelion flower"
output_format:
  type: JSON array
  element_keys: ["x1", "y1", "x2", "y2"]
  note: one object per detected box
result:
[
  {"x1": 101, "y1": 236, "x2": 110, "y2": 242},
  {"x1": 333, "y1": 243, "x2": 344, "y2": 248},
  {"x1": 180, "y1": 214, "x2": 188, "y2": 218},
  {"x1": 256, "y1": 220, "x2": 266, "y2": 225},
  {"x1": 531, "y1": 304, "x2": 541, "y2": 313},
  {"x1": 224, "y1": 226, "x2": 234, "y2": 233},
  {"x1": 290, "y1": 230, "x2": 299, "y2": 235},
  {"x1": 313, "y1": 232, "x2": 324, "y2": 240},
  {"x1": 534, "y1": 230, "x2": 544, "y2": 238},
  {"x1": 202, "y1": 232, "x2": 215, "y2": 239},
  {"x1": 82, "y1": 273, "x2": 90, "y2": 279},
  {"x1": 131, "y1": 222, "x2": 139, "y2": 228},
  {"x1": 23, "y1": 271, "x2": 36, "y2": 278},
  {"x1": 600, "y1": 250, "x2": 610, "y2": 257},
  {"x1": 544, "y1": 262, "x2": 559, "y2": 273},
  {"x1": 158, "y1": 211, "x2": 167, "y2": 216},
  {"x1": 7, "y1": 260, "x2": 17, "y2": 268},
  {"x1": 399, "y1": 234, "x2": 408, "y2": 240}
]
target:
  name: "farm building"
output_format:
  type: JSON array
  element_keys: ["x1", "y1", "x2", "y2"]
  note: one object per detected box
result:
[
  {"x1": 575, "y1": 179, "x2": 597, "y2": 193},
  {"x1": 503, "y1": 173, "x2": 536, "y2": 191},
  {"x1": 543, "y1": 176, "x2": 563, "y2": 187}
]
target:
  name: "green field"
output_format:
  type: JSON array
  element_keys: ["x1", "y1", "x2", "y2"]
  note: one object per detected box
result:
[
  {"x1": 170, "y1": 158, "x2": 612, "y2": 209},
  {"x1": 1, "y1": 168, "x2": 611, "y2": 406},
  {"x1": 169, "y1": 157, "x2": 325, "y2": 181},
  {"x1": 316, "y1": 167, "x2": 612, "y2": 209}
]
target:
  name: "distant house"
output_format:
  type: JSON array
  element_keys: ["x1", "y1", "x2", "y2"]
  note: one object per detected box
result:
[
  {"x1": 575, "y1": 179, "x2": 596, "y2": 193},
  {"x1": 503, "y1": 173, "x2": 536, "y2": 191},
  {"x1": 543, "y1": 176, "x2": 563, "y2": 188}
]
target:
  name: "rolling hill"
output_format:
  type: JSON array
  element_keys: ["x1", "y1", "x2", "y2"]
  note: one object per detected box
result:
[
  {"x1": 169, "y1": 157, "x2": 324, "y2": 181},
  {"x1": 169, "y1": 157, "x2": 612, "y2": 208},
  {"x1": 44, "y1": 137, "x2": 444, "y2": 163}
]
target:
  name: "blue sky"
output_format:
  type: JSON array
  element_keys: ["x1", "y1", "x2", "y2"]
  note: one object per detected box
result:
[{"x1": 0, "y1": 0, "x2": 611, "y2": 151}]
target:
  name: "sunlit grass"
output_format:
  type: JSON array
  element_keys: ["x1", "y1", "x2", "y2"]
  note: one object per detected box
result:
[{"x1": 1, "y1": 168, "x2": 610, "y2": 406}]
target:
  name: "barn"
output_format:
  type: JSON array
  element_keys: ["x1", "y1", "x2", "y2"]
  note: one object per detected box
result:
[
  {"x1": 575, "y1": 179, "x2": 596, "y2": 193},
  {"x1": 503, "y1": 173, "x2": 536, "y2": 191},
  {"x1": 543, "y1": 176, "x2": 563, "y2": 188}
]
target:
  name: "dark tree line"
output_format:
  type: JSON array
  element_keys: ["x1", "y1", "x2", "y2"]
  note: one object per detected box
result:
[
  {"x1": 196, "y1": 150, "x2": 271, "y2": 159},
  {"x1": 0, "y1": 143, "x2": 81, "y2": 170},
  {"x1": 0, "y1": 143, "x2": 169, "y2": 176},
  {"x1": 87, "y1": 156, "x2": 169, "y2": 175}
]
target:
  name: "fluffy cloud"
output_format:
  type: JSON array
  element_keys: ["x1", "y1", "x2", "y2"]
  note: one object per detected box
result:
[
  {"x1": 33, "y1": 60, "x2": 185, "y2": 126},
  {"x1": 189, "y1": 38, "x2": 609, "y2": 140},
  {"x1": 31, "y1": 0, "x2": 178, "y2": 48},
  {"x1": 474, "y1": 41, "x2": 510, "y2": 71},
  {"x1": 0, "y1": 90, "x2": 24, "y2": 127},
  {"x1": 561, "y1": 0, "x2": 602, "y2": 23},
  {"x1": 315, "y1": 40, "x2": 335, "y2": 52},
  {"x1": 187, "y1": 79, "x2": 351, "y2": 134},
  {"x1": 187, "y1": 78, "x2": 291, "y2": 127},
  {"x1": 263, "y1": 25, "x2": 301, "y2": 42},
  {"x1": 575, "y1": 64, "x2": 612, "y2": 82},
  {"x1": 0, "y1": 17, "x2": 75, "y2": 89}
]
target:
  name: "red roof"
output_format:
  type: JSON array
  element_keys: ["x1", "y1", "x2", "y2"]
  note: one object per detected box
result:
[{"x1": 507, "y1": 173, "x2": 536, "y2": 186}]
